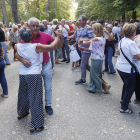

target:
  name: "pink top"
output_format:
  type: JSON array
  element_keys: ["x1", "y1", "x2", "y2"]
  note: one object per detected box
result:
[{"x1": 21, "y1": 31, "x2": 54, "y2": 63}]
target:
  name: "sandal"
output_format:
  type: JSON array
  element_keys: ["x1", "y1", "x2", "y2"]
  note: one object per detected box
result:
[
  {"x1": 1, "y1": 94, "x2": 8, "y2": 98},
  {"x1": 30, "y1": 126, "x2": 44, "y2": 133},
  {"x1": 120, "y1": 108, "x2": 133, "y2": 114},
  {"x1": 17, "y1": 112, "x2": 29, "y2": 119}
]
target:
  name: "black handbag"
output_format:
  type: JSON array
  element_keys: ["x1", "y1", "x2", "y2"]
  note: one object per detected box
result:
[{"x1": 120, "y1": 39, "x2": 139, "y2": 75}]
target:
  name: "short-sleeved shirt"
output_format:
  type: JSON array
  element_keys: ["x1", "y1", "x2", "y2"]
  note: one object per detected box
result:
[
  {"x1": 68, "y1": 25, "x2": 74, "y2": 36},
  {"x1": 73, "y1": 25, "x2": 94, "y2": 53},
  {"x1": 59, "y1": 24, "x2": 70, "y2": 37},
  {"x1": 89, "y1": 37, "x2": 106, "y2": 60},
  {"x1": 21, "y1": 31, "x2": 54, "y2": 63},
  {"x1": 44, "y1": 26, "x2": 52, "y2": 35},
  {"x1": 116, "y1": 37, "x2": 140, "y2": 73},
  {"x1": 17, "y1": 43, "x2": 42, "y2": 75}
]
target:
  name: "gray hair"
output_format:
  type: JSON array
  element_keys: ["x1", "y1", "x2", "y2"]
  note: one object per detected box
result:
[
  {"x1": 0, "y1": 22, "x2": 3, "y2": 27},
  {"x1": 52, "y1": 19, "x2": 58, "y2": 25},
  {"x1": 106, "y1": 24, "x2": 113, "y2": 30},
  {"x1": 42, "y1": 20, "x2": 47, "y2": 22},
  {"x1": 19, "y1": 28, "x2": 32, "y2": 42},
  {"x1": 28, "y1": 17, "x2": 40, "y2": 26},
  {"x1": 61, "y1": 19, "x2": 65, "y2": 22}
]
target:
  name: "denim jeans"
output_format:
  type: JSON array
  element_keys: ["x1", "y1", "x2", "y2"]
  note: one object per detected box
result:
[
  {"x1": 50, "y1": 50, "x2": 54, "y2": 68},
  {"x1": 105, "y1": 47, "x2": 115, "y2": 72},
  {"x1": 62, "y1": 37, "x2": 69, "y2": 60},
  {"x1": 0, "y1": 41, "x2": 10, "y2": 64},
  {"x1": 42, "y1": 60, "x2": 52, "y2": 106},
  {"x1": 0, "y1": 60, "x2": 8, "y2": 95}
]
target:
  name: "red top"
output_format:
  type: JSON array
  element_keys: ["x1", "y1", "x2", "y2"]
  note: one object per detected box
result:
[
  {"x1": 21, "y1": 31, "x2": 54, "y2": 63},
  {"x1": 68, "y1": 25, "x2": 74, "y2": 36}
]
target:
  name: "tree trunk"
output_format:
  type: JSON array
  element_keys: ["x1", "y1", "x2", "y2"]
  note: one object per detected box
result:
[
  {"x1": 36, "y1": 0, "x2": 40, "y2": 19},
  {"x1": 132, "y1": 10, "x2": 136, "y2": 20},
  {"x1": 46, "y1": 0, "x2": 50, "y2": 21},
  {"x1": 1, "y1": 0, "x2": 9, "y2": 27},
  {"x1": 11, "y1": 0, "x2": 20, "y2": 24},
  {"x1": 122, "y1": 13, "x2": 125, "y2": 21}
]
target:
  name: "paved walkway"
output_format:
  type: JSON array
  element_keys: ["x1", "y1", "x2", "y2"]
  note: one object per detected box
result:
[{"x1": 0, "y1": 50, "x2": 140, "y2": 140}]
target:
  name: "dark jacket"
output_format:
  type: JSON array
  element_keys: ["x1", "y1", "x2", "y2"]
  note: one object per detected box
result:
[
  {"x1": 0, "y1": 44, "x2": 4, "y2": 62},
  {"x1": 0, "y1": 28, "x2": 5, "y2": 42}
]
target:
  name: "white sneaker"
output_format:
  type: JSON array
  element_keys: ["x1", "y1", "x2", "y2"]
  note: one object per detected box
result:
[{"x1": 75, "y1": 69, "x2": 79, "y2": 72}]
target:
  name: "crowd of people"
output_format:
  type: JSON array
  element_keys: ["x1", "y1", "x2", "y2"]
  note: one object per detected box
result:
[{"x1": 0, "y1": 15, "x2": 140, "y2": 132}]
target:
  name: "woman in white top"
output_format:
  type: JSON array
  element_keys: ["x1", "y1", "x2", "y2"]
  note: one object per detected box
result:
[
  {"x1": 15, "y1": 28, "x2": 60, "y2": 132},
  {"x1": 116, "y1": 23, "x2": 140, "y2": 114},
  {"x1": 79, "y1": 23, "x2": 111, "y2": 93}
]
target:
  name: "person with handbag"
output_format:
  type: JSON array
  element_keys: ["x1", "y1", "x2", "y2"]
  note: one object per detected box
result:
[{"x1": 116, "y1": 23, "x2": 140, "y2": 114}]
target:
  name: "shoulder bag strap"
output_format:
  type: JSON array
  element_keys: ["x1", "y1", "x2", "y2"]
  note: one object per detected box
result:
[{"x1": 120, "y1": 39, "x2": 139, "y2": 73}]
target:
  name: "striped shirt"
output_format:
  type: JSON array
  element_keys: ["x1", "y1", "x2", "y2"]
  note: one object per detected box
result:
[{"x1": 74, "y1": 25, "x2": 94, "y2": 53}]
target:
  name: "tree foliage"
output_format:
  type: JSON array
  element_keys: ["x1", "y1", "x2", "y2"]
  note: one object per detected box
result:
[
  {"x1": 76, "y1": 0, "x2": 140, "y2": 20},
  {"x1": 0, "y1": 0, "x2": 74, "y2": 25}
]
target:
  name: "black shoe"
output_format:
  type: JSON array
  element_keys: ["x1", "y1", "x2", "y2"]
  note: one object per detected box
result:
[
  {"x1": 61, "y1": 59, "x2": 67, "y2": 62},
  {"x1": 66, "y1": 60, "x2": 70, "y2": 63},
  {"x1": 102, "y1": 69, "x2": 109, "y2": 72},
  {"x1": 108, "y1": 71, "x2": 116, "y2": 74},
  {"x1": 45, "y1": 106, "x2": 53, "y2": 115}
]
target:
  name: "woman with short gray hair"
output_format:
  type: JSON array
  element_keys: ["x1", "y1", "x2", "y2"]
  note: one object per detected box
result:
[{"x1": 16, "y1": 28, "x2": 60, "y2": 132}]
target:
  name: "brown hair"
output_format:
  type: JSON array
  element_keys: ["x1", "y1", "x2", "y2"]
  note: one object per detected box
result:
[
  {"x1": 114, "y1": 21, "x2": 118, "y2": 26},
  {"x1": 92, "y1": 23, "x2": 105, "y2": 37},
  {"x1": 123, "y1": 23, "x2": 137, "y2": 38}
]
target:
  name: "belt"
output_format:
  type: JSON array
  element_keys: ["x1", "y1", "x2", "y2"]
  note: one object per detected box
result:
[
  {"x1": 42, "y1": 60, "x2": 50, "y2": 65},
  {"x1": 71, "y1": 49, "x2": 76, "y2": 51}
]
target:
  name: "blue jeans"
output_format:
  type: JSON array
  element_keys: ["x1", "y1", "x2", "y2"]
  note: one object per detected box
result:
[
  {"x1": 50, "y1": 50, "x2": 54, "y2": 68},
  {"x1": 0, "y1": 60, "x2": 8, "y2": 95},
  {"x1": 42, "y1": 60, "x2": 52, "y2": 106},
  {"x1": 62, "y1": 37, "x2": 69, "y2": 60},
  {"x1": 0, "y1": 41, "x2": 10, "y2": 64},
  {"x1": 105, "y1": 47, "x2": 115, "y2": 72}
]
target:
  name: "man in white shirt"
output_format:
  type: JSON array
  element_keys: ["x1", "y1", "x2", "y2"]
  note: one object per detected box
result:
[{"x1": 59, "y1": 19, "x2": 70, "y2": 63}]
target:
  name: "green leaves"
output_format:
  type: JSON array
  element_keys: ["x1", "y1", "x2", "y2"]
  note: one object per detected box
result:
[{"x1": 76, "y1": 0, "x2": 140, "y2": 20}]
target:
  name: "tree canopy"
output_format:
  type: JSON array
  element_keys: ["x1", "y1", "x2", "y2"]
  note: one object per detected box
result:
[
  {"x1": 76, "y1": 0, "x2": 140, "y2": 20},
  {"x1": 0, "y1": 0, "x2": 74, "y2": 25}
]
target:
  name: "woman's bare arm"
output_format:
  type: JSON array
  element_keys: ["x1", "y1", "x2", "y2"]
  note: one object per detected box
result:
[
  {"x1": 36, "y1": 37, "x2": 59, "y2": 53},
  {"x1": 83, "y1": 38, "x2": 98, "y2": 46}
]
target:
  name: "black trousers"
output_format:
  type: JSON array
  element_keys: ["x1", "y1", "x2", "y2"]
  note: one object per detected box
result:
[
  {"x1": 117, "y1": 69, "x2": 136, "y2": 110},
  {"x1": 135, "y1": 74, "x2": 140, "y2": 100}
]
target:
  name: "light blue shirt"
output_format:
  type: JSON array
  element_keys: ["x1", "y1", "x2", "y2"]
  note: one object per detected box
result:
[{"x1": 44, "y1": 26, "x2": 52, "y2": 35}]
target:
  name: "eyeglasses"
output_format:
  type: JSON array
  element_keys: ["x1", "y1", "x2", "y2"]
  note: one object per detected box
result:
[{"x1": 30, "y1": 25, "x2": 39, "y2": 28}]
